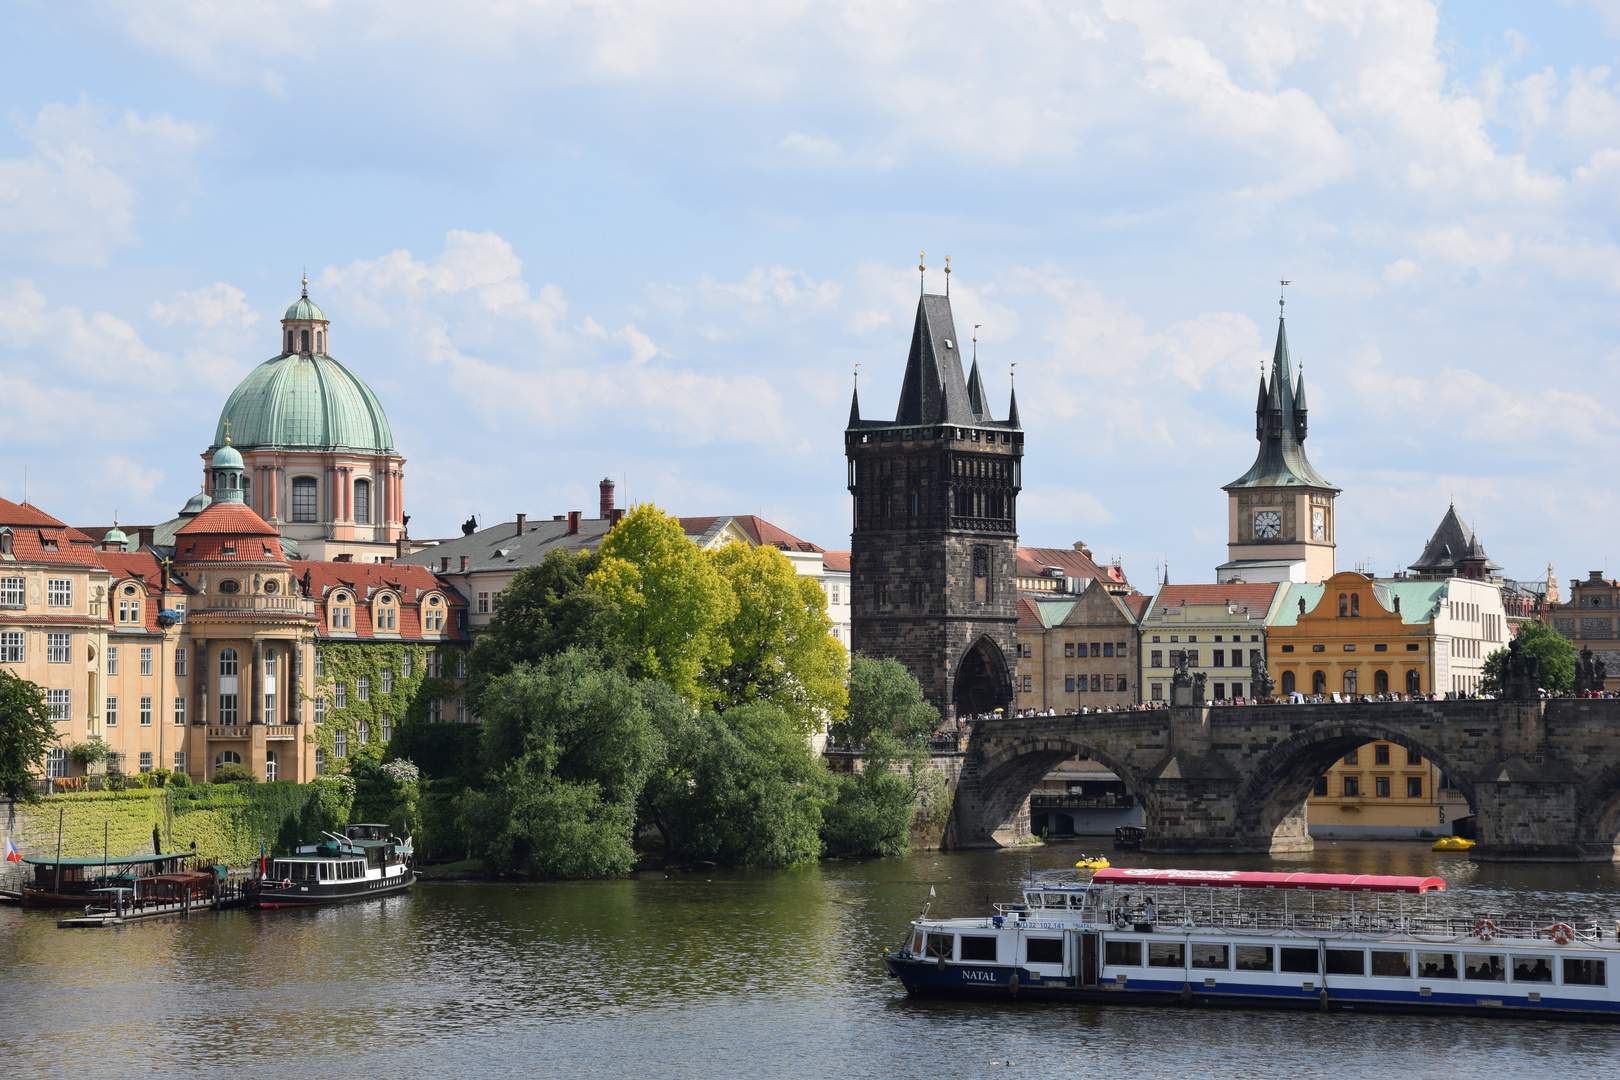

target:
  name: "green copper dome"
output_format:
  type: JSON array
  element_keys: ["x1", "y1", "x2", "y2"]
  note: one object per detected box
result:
[
  {"x1": 211, "y1": 442, "x2": 244, "y2": 469},
  {"x1": 285, "y1": 294, "x2": 326, "y2": 321},
  {"x1": 214, "y1": 353, "x2": 394, "y2": 452}
]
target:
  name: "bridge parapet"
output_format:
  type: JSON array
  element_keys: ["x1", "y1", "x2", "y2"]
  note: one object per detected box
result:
[{"x1": 945, "y1": 698, "x2": 1620, "y2": 863}]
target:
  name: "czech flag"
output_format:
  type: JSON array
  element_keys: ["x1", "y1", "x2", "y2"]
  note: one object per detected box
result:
[{"x1": 4, "y1": 837, "x2": 20, "y2": 863}]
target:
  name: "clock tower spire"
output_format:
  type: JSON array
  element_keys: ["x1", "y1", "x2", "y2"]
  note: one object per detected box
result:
[{"x1": 1216, "y1": 291, "x2": 1340, "y2": 584}]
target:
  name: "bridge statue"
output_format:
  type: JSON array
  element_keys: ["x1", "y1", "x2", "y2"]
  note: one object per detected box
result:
[
  {"x1": 1169, "y1": 650, "x2": 1206, "y2": 706},
  {"x1": 1249, "y1": 650, "x2": 1275, "y2": 701},
  {"x1": 1502, "y1": 635, "x2": 1541, "y2": 701}
]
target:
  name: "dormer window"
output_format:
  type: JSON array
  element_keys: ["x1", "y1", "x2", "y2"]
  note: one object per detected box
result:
[
  {"x1": 375, "y1": 594, "x2": 397, "y2": 631},
  {"x1": 423, "y1": 594, "x2": 444, "y2": 633},
  {"x1": 330, "y1": 592, "x2": 353, "y2": 631},
  {"x1": 222, "y1": 542, "x2": 236, "y2": 556}
]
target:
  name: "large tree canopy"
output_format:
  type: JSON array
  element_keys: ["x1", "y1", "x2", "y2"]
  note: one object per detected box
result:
[
  {"x1": 0, "y1": 670, "x2": 57, "y2": 802},
  {"x1": 836, "y1": 654, "x2": 940, "y2": 745},
  {"x1": 705, "y1": 540, "x2": 847, "y2": 735},
  {"x1": 588, "y1": 504, "x2": 736, "y2": 705}
]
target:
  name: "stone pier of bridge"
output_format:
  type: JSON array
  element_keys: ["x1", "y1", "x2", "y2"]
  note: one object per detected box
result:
[{"x1": 941, "y1": 698, "x2": 1620, "y2": 862}]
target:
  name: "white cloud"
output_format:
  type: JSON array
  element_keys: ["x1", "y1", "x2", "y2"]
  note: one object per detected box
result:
[{"x1": 149, "y1": 283, "x2": 259, "y2": 328}]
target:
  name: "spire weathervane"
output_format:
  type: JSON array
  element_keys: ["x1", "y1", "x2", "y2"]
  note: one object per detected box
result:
[
  {"x1": 302, "y1": 266, "x2": 309, "y2": 298},
  {"x1": 973, "y1": 324, "x2": 981, "y2": 362},
  {"x1": 918, "y1": 251, "x2": 926, "y2": 294},
  {"x1": 1279, "y1": 279, "x2": 1290, "y2": 316},
  {"x1": 944, "y1": 255, "x2": 951, "y2": 296}
]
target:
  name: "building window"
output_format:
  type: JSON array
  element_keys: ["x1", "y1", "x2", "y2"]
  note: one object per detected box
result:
[
  {"x1": 381, "y1": 669, "x2": 393, "y2": 694},
  {"x1": 1280, "y1": 670, "x2": 1296, "y2": 694},
  {"x1": 140, "y1": 647, "x2": 153, "y2": 676},
  {"x1": 1150, "y1": 683, "x2": 1163, "y2": 701},
  {"x1": 358, "y1": 721, "x2": 370, "y2": 746},
  {"x1": 139, "y1": 751, "x2": 153, "y2": 773},
  {"x1": 105, "y1": 696, "x2": 117, "y2": 726},
  {"x1": 174, "y1": 751, "x2": 186, "y2": 773},
  {"x1": 314, "y1": 698, "x2": 326, "y2": 724},
  {"x1": 265, "y1": 751, "x2": 278, "y2": 782},
  {"x1": 401, "y1": 652, "x2": 413, "y2": 678},
  {"x1": 1313, "y1": 776, "x2": 1328, "y2": 796},
  {"x1": 1375, "y1": 776, "x2": 1391, "y2": 798},
  {"x1": 46, "y1": 748, "x2": 67, "y2": 779},
  {"x1": 0, "y1": 576, "x2": 23, "y2": 607},
  {"x1": 314, "y1": 748, "x2": 326, "y2": 775},
  {"x1": 47, "y1": 578, "x2": 73, "y2": 607},
  {"x1": 214, "y1": 751, "x2": 242, "y2": 770},
  {"x1": 1344, "y1": 749, "x2": 1359, "y2": 765},
  {"x1": 140, "y1": 696, "x2": 153, "y2": 726},
  {"x1": 118, "y1": 598, "x2": 139, "y2": 623},
  {"x1": 335, "y1": 729, "x2": 348, "y2": 758},
  {"x1": 1103, "y1": 675, "x2": 1115, "y2": 692},
  {"x1": 477, "y1": 591, "x2": 491, "y2": 614},
  {"x1": 1213, "y1": 682, "x2": 1226, "y2": 700},
  {"x1": 1186, "y1": 650, "x2": 1199, "y2": 667},
  {"x1": 1351, "y1": 594, "x2": 1360, "y2": 617},
  {"x1": 426, "y1": 651, "x2": 441, "y2": 678},
  {"x1": 1343, "y1": 669, "x2": 1358, "y2": 696},
  {"x1": 300, "y1": 328, "x2": 310, "y2": 352},
  {"x1": 1212, "y1": 649, "x2": 1225, "y2": 668},
  {"x1": 1407, "y1": 669, "x2": 1422, "y2": 695},
  {"x1": 314, "y1": 649, "x2": 325, "y2": 677},
  {"x1": 175, "y1": 697, "x2": 186, "y2": 725},
  {"x1": 264, "y1": 692, "x2": 275, "y2": 717},
  {"x1": 0, "y1": 630, "x2": 22, "y2": 663},
  {"x1": 1312, "y1": 670, "x2": 1327, "y2": 695},
  {"x1": 48, "y1": 689, "x2": 71, "y2": 721},
  {"x1": 1150, "y1": 650, "x2": 1163, "y2": 668},
  {"x1": 1374, "y1": 744, "x2": 1390, "y2": 765},
  {"x1": 357, "y1": 676, "x2": 370, "y2": 702},
  {"x1": 1089, "y1": 674, "x2": 1101, "y2": 692},
  {"x1": 1407, "y1": 748, "x2": 1422, "y2": 766},
  {"x1": 457, "y1": 653, "x2": 467, "y2": 678},
  {"x1": 1342, "y1": 776, "x2": 1360, "y2": 797},
  {"x1": 335, "y1": 683, "x2": 347, "y2": 708},
  {"x1": 292, "y1": 477, "x2": 319, "y2": 522},
  {"x1": 380, "y1": 715, "x2": 392, "y2": 742},
  {"x1": 376, "y1": 599, "x2": 396, "y2": 631},
  {"x1": 47, "y1": 633, "x2": 71, "y2": 663},
  {"x1": 455, "y1": 698, "x2": 466, "y2": 722},
  {"x1": 331, "y1": 598, "x2": 352, "y2": 630},
  {"x1": 1102, "y1": 642, "x2": 1114, "y2": 658},
  {"x1": 175, "y1": 647, "x2": 187, "y2": 676},
  {"x1": 1065, "y1": 676, "x2": 1075, "y2": 692},
  {"x1": 424, "y1": 605, "x2": 444, "y2": 632},
  {"x1": 1407, "y1": 776, "x2": 1423, "y2": 798},
  {"x1": 219, "y1": 695, "x2": 238, "y2": 725},
  {"x1": 220, "y1": 648, "x2": 238, "y2": 676},
  {"x1": 354, "y1": 479, "x2": 371, "y2": 524}
]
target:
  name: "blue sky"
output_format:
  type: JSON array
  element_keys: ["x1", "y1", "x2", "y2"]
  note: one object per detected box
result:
[{"x1": 5, "y1": 1, "x2": 1620, "y2": 590}]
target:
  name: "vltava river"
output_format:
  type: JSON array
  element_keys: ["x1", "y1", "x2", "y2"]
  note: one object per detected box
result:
[{"x1": 5, "y1": 843, "x2": 1620, "y2": 1079}]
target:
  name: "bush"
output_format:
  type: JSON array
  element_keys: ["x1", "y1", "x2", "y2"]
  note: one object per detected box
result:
[
  {"x1": 168, "y1": 771, "x2": 191, "y2": 788},
  {"x1": 211, "y1": 763, "x2": 257, "y2": 785},
  {"x1": 69, "y1": 738, "x2": 111, "y2": 768}
]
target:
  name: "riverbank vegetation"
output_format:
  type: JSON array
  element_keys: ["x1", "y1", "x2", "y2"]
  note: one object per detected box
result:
[{"x1": 388, "y1": 505, "x2": 940, "y2": 879}]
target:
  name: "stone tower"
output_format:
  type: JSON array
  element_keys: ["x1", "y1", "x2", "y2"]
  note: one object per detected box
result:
[
  {"x1": 1217, "y1": 303, "x2": 1340, "y2": 585},
  {"x1": 845, "y1": 291, "x2": 1023, "y2": 720}
]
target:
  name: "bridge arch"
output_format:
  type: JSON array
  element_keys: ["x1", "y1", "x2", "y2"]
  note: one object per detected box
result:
[
  {"x1": 1575, "y1": 767, "x2": 1620, "y2": 860},
  {"x1": 1235, "y1": 718, "x2": 1478, "y2": 850},
  {"x1": 972, "y1": 735, "x2": 1156, "y2": 846}
]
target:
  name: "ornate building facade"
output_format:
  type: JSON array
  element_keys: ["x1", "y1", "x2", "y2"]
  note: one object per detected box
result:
[{"x1": 845, "y1": 291, "x2": 1022, "y2": 719}]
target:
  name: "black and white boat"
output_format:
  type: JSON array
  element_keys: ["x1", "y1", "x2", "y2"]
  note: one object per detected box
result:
[
  {"x1": 248, "y1": 824, "x2": 415, "y2": 908},
  {"x1": 883, "y1": 867, "x2": 1620, "y2": 1019}
]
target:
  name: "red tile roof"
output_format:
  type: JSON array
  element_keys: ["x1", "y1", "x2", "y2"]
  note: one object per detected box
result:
[
  {"x1": 1122, "y1": 594, "x2": 1153, "y2": 621},
  {"x1": 822, "y1": 550, "x2": 850, "y2": 573},
  {"x1": 301, "y1": 562, "x2": 467, "y2": 643},
  {"x1": 1145, "y1": 583, "x2": 1280, "y2": 619},
  {"x1": 0, "y1": 496, "x2": 94, "y2": 540},
  {"x1": 175, "y1": 502, "x2": 281, "y2": 538},
  {"x1": 1017, "y1": 546, "x2": 1125, "y2": 584},
  {"x1": 1017, "y1": 596, "x2": 1047, "y2": 629},
  {"x1": 681, "y1": 515, "x2": 825, "y2": 553}
]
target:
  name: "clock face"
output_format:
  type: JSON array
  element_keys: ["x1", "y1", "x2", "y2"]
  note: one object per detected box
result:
[
  {"x1": 1254, "y1": 510, "x2": 1282, "y2": 539},
  {"x1": 1312, "y1": 509, "x2": 1326, "y2": 540}
]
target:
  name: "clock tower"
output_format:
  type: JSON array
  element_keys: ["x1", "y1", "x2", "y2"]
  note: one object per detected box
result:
[{"x1": 1216, "y1": 301, "x2": 1339, "y2": 584}]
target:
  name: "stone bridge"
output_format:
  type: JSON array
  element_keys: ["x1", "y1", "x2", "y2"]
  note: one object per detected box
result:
[{"x1": 945, "y1": 698, "x2": 1620, "y2": 862}]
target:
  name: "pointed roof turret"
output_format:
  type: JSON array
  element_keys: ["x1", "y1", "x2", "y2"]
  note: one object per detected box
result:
[
  {"x1": 1006, "y1": 382, "x2": 1020, "y2": 429},
  {"x1": 893, "y1": 294, "x2": 975, "y2": 426},
  {"x1": 848, "y1": 383, "x2": 861, "y2": 426},
  {"x1": 966, "y1": 358, "x2": 988, "y2": 421},
  {"x1": 1224, "y1": 310, "x2": 1337, "y2": 493},
  {"x1": 1409, "y1": 503, "x2": 1502, "y2": 578}
]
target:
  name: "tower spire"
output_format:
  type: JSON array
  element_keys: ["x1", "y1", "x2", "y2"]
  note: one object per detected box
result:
[{"x1": 849, "y1": 364, "x2": 861, "y2": 425}]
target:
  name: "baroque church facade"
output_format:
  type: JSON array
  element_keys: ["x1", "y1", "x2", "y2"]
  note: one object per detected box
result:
[{"x1": 845, "y1": 290, "x2": 1023, "y2": 719}]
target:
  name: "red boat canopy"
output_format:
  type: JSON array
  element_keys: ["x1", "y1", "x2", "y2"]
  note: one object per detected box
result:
[{"x1": 1089, "y1": 868, "x2": 1445, "y2": 894}]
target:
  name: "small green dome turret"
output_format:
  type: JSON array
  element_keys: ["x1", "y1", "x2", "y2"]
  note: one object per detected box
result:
[
  {"x1": 210, "y1": 441, "x2": 244, "y2": 470},
  {"x1": 210, "y1": 430, "x2": 246, "y2": 504}
]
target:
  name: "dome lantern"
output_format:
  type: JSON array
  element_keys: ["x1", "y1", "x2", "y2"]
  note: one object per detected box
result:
[{"x1": 281, "y1": 272, "x2": 330, "y2": 356}]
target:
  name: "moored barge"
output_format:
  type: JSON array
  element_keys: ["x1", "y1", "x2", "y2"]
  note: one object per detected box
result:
[
  {"x1": 883, "y1": 867, "x2": 1620, "y2": 1019},
  {"x1": 247, "y1": 824, "x2": 415, "y2": 908}
]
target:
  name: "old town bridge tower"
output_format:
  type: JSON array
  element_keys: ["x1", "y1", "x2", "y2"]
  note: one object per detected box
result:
[{"x1": 845, "y1": 290, "x2": 1023, "y2": 720}]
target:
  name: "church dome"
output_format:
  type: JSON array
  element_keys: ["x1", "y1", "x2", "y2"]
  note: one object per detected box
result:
[
  {"x1": 211, "y1": 441, "x2": 244, "y2": 469},
  {"x1": 213, "y1": 289, "x2": 394, "y2": 453}
]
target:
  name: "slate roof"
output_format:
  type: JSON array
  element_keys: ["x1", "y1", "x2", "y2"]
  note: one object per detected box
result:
[
  {"x1": 394, "y1": 515, "x2": 616, "y2": 573},
  {"x1": 1142, "y1": 582, "x2": 1280, "y2": 621},
  {"x1": 1224, "y1": 316, "x2": 1338, "y2": 492},
  {"x1": 1409, "y1": 504, "x2": 1502, "y2": 575},
  {"x1": 848, "y1": 293, "x2": 1020, "y2": 431}
]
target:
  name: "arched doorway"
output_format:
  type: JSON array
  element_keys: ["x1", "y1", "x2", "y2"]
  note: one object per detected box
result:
[
  {"x1": 1281, "y1": 671, "x2": 1296, "y2": 695},
  {"x1": 265, "y1": 751, "x2": 278, "y2": 782},
  {"x1": 1374, "y1": 670, "x2": 1389, "y2": 695},
  {"x1": 1407, "y1": 669, "x2": 1422, "y2": 696},
  {"x1": 953, "y1": 636, "x2": 1011, "y2": 718},
  {"x1": 1312, "y1": 670, "x2": 1326, "y2": 696}
]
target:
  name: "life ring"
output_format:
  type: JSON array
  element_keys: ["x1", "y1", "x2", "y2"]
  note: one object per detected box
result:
[
  {"x1": 282, "y1": 878, "x2": 291, "y2": 889},
  {"x1": 1550, "y1": 923, "x2": 1574, "y2": 945},
  {"x1": 1474, "y1": 918, "x2": 1497, "y2": 942}
]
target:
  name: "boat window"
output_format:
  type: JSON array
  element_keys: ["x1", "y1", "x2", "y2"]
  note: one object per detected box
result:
[
  {"x1": 1026, "y1": 938, "x2": 1063, "y2": 965},
  {"x1": 1564, "y1": 958, "x2": 1606, "y2": 986},
  {"x1": 1416, "y1": 953, "x2": 1458, "y2": 979},
  {"x1": 1280, "y1": 947, "x2": 1318, "y2": 974},
  {"x1": 960, "y1": 936, "x2": 998, "y2": 962},
  {"x1": 924, "y1": 934, "x2": 951, "y2": 960},
  {"x1": 1104, "y1": 940, "x2": 1141, "y2": 966},
  {"x1": 1235, "y1": 946, "x2": 1274, "y2": 972},
  {"x1": 1326, "y1": 949, "x2": 1365, "y2": 976},
  {"x1": 1513, "y1": 956, "x2": 1554, "y2": 983},
  {"x1": 1148, "y1": 943, "x2": 1185, "y2": 968},
  {"x1": 1464, "y1": 954, "x2": 1505, "y2": 981},
  {"x1": 321, "y1": 863, "x2": 331, "y2": 880},
  {"x1": 1370, "y1": 951, "x2": 1410, "y2": 978},
  {"x1": 1043, "y1": 893, "x2": 1069, "y2": 909},
  {"x1": 912, "y1": 932, "x2": 924, "y2": 953},
  {"x1": 1190, "y1": 943, "x2": 1229, "y2": 970}
]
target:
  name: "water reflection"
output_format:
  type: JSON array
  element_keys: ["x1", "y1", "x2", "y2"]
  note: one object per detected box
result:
[{"x1": 4, "y1": 843, "x2": 1620, "y2": 1079}]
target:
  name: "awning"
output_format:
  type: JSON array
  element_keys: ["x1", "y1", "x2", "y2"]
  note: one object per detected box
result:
[
  {"x1": 21, "y1": 853, "x2": 184, "y2": 867},
  {"x1": 1090, "y1": 868, "x2": 1445, "y2": 894}
]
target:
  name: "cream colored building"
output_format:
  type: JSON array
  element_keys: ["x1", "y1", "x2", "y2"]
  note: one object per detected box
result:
[{"x1": 1138, "y1": 583, "x2": 1283, "y2": 704}]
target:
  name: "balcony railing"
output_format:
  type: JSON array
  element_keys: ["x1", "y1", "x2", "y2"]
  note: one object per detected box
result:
[
  {"x1": 190, "y1": 595, "x2": 314, "y2": 615},
  {"x1": 264, "y1": 725, "x2": 298, "y2": 740},
  {"x1": 208, "y1": 726, "x2": 250, "y2": 740},
  {"x1": 1031, "y1": 793, "x2": 1136, "y2": 811}
]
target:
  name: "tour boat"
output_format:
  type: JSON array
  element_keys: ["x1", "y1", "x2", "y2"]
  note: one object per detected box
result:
[
  {"x1": 247, "y1": 824, "x2": 415, "y2": 908},
  {"x1": 882, "y1": 867, "x2": 1620, "y2": 1019}
]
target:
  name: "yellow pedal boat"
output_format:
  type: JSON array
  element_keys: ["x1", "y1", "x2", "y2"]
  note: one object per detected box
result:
[
  {"x1": 1432, "y1": 836, "x2": 1475, "y2": 851},
  {"x1": 1074, "y1": 856, "x2": 1111, "y2": 870}
]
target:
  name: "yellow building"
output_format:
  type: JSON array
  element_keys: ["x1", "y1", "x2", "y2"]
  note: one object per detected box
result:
[
  {"x1": 1267, "y1": 572, "x2": 1438, "y2": 699},
  {"x1": 1306, "y1": 739, "x2": 1473, "y2": 839}
]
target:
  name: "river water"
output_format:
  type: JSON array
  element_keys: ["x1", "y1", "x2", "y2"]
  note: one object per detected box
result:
[{"x1": 5, "y1": 842, "x2": 1620, "y2": 1079}]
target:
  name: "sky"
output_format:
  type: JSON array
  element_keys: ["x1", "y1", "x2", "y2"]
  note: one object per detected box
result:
[{"x1": 4, "y1": 0, "x2": 1620, "y2": 590}]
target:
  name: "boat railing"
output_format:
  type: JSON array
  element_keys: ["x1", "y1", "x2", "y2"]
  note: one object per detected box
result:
[{"x1": 976, "y1": 904, "x2": 1610, "y2": 943}]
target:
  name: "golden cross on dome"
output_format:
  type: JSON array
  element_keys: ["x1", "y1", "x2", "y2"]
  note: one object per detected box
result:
[{"x1": 223, "y1": 418, "x2": 232, "y2": 444}]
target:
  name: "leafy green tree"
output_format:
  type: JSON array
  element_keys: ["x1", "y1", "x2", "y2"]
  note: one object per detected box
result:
[
  {"x1": 0, "y1": 669, "x2": 58, "y2": 802},
  {"x1": 467, "y1": 550, "x2": 629, "y2": 702},
  {"x1": 1481, "y1": 622, "x2": 1577, "y2": 695},
  {"x1": 645, "y1": 704, "x2": 832, "y2": 868},
  {"x1": 821, "y1": 758, "x2": 918, "y2": 858},
  {"x1": 706, "y1": 541, "x2": 848, "y2": 735},
  {"x1": 465, "y1": 649, "x2": 665, "y2": 877},
  {"x1": 588, "y1": 504, "x2": 736, "y2": 705},
  {"x1": 836, "y1": 654, "x2": 939, "y2": 745}
]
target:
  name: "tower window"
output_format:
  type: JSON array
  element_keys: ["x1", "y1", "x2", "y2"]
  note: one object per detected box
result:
[
  {"x1": 354, "y1": 479, "x2": 370, "y2": 524},
  {"x1": 286, "y1": 330, "x2": 294, "y2": 352},
  {"x1": 300, "y1": 328, "x2": 310, "y2": 352},
  {"x1": 315, "y1": 330, "x2": 324, "y2": 352},
  {"x1": 292, "y1": 477, "x2": 318, "y2": 522}
]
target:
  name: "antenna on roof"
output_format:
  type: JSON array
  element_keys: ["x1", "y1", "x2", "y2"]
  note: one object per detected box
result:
[
  {"x1": 944, "y1": 255, "x2": 951, "y2": 296},
  {"x1": 918, "y1": 251, "x2": 926, "y2": 295}
]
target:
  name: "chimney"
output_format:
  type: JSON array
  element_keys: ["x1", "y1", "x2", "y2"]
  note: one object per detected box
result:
[
  {"x1": 516, "y1": 513, "x2": 527, "y2": 537},
  {"x1": 567, "y1": 511, "x2": 581, "y2": 534},
  {"x1": 599, "y1": 477, "x2": 616, "y2": 520},
  {"x1": 439, "y1": 557, "x2": 450, "y2": 573},
  {"x1": 612, "y1": 508, "x2": 626, "y2": 525},
  {"x1": 460, "y1": 555, "x2": 470, "y2": 572}
]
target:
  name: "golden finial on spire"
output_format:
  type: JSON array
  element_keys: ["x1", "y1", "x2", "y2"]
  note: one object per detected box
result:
[
  {"x1": 301, "y1": 265, "x2": 309, "y2": 297},
  {"x1": 944, "y1": 255, "x2": 951, "y2": 295},
  {"x1": 223, "y1": 418, "x2": 232, "y2": 445},
  {"x1": 918, "y1": 251, "x2": 926, "y2": 294},
  {"x1": 112, "y1": 509, "x2": 119, "y2": 527}
]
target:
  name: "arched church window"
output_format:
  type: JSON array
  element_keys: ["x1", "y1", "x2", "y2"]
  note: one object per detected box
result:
[
  {"x1": 1281, "y1": 670, "x2": 1296, "y2": 695},
  {"x1": 1350, "y1": 593, "x2": 1360, "y2": 617},
  {"x1": 354, "y1": 479, "x2": 370, "y2": 524},
  {"x1": 1312, "y1": 670, "x2": 1326, "y2": 696},
  {"x1": 300, "y1": 329, "x2": 310, "y2": 352},
  {"x1": 292, "y1": 477, "x2": 318, "y2": 522},
  {"x1": 1338, "y1": 593, "x2": 1348, "y2": 617}
]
